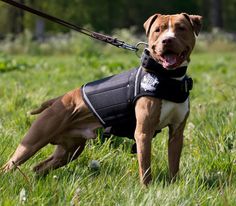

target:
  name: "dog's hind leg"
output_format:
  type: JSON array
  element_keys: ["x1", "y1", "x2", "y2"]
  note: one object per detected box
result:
[
  {"x1": 1, "y1": 114, "x2": 54, "y2": 172},
  {"x1": 1, "y1": 137, "x2": 49, "y2": 172},
  {"x1": 2, "y1": 100, "x2": 69, "y2": 172},
  {"x1": 33, "y1": 140, "x2": 86, "y2": 175}
]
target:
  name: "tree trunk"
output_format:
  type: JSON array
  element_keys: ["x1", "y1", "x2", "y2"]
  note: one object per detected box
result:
[
  {"x1": 18, "y1": 0, "x2": 24, "y2": 33},
  {"x1": 30, "y1": 0, "x2": 45, "y2": 41},
  {"x1": 8, "y1": 0, "x2": 24, "y2": 35},
  {"x1": 210, "y1": 0, "x2": 223, "y2": 31},
  {"x1": 35, "y1": 18, "x2": 45, "y2": 41}
]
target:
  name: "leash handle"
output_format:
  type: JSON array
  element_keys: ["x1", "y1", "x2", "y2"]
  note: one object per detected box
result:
[{"x1": 1, "y1": 0, "x2": 139, "y2": 52}]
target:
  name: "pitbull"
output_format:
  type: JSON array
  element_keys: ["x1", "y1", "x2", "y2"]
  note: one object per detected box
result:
[{"x1": 2, "y1": 13, "x2": 202, "y2": 185}]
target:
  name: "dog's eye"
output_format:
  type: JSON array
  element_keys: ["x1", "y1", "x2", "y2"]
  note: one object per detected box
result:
[
  {"x1": 178, "y1": 25, "x2": 187, "y2": 31},
  {"x1": 155, "y1": 27, "x2": 160, "y2": 33}
]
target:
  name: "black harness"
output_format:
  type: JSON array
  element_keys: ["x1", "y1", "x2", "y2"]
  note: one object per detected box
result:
[{"x1": 82, "y1": 50, "x2": 193, "y2": 138}]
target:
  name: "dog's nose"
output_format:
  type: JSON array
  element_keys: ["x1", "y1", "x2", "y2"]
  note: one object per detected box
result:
[{"x1": 162, "y1": 37, "x2": 175, "y2": 45}]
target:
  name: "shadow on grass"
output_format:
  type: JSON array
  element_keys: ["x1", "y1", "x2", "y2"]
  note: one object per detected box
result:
[
  {"x1": 197, "y1": 171, "x2": 232, "y2": 189},
  {"x1": 152, "y1": 168, "x2": 170, "y2": 187}
]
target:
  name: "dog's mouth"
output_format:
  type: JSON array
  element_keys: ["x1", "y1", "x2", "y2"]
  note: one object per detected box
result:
[{"x1": 159, "y1": 50, "x2": 187, "y2": 69}]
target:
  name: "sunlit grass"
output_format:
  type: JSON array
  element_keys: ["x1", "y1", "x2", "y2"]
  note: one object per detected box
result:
[{"x1": 0, "y1": 48, "x2": 235, "y2": 205}]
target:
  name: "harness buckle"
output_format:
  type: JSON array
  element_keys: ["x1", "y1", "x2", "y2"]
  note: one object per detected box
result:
[
  {"x1": 187, "y1": 78, "x2": 193, "y2": 90},
  {"x1": 184, "y1": 77, "x2": 193, "y2": 92}
]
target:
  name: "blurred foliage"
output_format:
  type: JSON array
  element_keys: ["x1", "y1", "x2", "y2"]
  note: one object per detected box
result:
[
  {"x1": 0, "y1": 52, "x2": 30, "y2": 72},
  {"x1": 0, "y1": 28, "x2": 235, "y2": 58},
  {"x1": 0, "y1": 0, "x2": 235, "y2": 36}
]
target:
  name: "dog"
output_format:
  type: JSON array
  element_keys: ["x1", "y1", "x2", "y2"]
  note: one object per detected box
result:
[{"x1": 2, "y1": 13, "x2": 202, "y2": 185}]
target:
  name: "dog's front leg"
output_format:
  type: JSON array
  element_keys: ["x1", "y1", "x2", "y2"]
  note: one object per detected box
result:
[
  {"x1": 168, "y1": 114, "x2": 189, "y2": 181},
  {"x1": 134, "y1": 125, "x2": 152, "y2": 185},
  {"x1": 135, "y1": 97, "x2": 161, "y2": 185}
]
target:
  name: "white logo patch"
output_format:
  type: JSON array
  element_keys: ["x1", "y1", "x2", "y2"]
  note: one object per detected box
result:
[{"x1": 141, "y1": 73, "x2": 159, "y2": 92}]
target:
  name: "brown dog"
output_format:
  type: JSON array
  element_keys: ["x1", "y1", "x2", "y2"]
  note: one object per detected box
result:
[{"x1": 2, "y1": 13, "x2": 202, "y2": 185}]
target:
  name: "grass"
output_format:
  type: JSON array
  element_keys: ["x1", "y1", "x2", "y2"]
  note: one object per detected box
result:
[{"x1": 0, "y1": 43, "x2": 236, "y2": 205}]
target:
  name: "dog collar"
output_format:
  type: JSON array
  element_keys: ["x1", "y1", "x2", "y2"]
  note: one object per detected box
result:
[{"x1": 141, "y1": 49, "x2": 188, "y2": 78}]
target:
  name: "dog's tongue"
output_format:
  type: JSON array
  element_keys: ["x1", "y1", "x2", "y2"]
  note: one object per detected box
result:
[{"x1": 162, "y1": 54, "x2": 178, "y2": 68}]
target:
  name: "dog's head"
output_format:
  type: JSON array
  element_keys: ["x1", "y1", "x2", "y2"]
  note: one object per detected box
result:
[{"x1": 144, "y1": 13, "x2": 202, "y2": 69}]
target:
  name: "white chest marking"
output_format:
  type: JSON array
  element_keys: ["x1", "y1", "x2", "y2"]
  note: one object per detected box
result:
[{"x1": 157, "y1": 99, "x2": 189, "y2": 130}]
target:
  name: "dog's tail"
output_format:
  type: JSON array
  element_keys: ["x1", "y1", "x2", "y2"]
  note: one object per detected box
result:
[{"x1": 30, "y1": 96, "x2": 61, "y2": 115}]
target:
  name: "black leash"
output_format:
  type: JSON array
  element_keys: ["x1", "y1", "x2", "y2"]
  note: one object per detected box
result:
[{"x1": 0, "y1": 0, "x2": 139, "y2": 52}]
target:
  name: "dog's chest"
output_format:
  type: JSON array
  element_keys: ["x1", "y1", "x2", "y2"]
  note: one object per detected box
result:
[{"x1": 157, "y1": 99, "x2": 189, "y2": 130}]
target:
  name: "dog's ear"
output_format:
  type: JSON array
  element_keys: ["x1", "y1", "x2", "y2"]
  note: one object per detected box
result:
[
  {"x1": 182, "y1": 13, "x2": 203, "y2": 36},
  {"x1": 143, "y1": 14, "x2": 159, "y2": 37}
]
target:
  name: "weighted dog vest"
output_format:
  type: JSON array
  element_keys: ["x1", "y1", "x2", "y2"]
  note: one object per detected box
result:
[{"x1": 82, "y1": 50, "x2": 193, "y2": 138}]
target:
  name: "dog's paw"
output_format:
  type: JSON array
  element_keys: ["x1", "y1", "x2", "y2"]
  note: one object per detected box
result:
[{"x1": 1, "y1": 161, "x2": 16, "y2": 173}]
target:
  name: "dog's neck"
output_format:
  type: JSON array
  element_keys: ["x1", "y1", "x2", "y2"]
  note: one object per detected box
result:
[{"x1": 141, "y1": 49, "x2": 189, "y2": 79}]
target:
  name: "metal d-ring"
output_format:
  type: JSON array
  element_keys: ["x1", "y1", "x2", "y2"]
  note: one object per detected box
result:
[{"x1": 135, "y1": 42, "x2": 148, "y2": 58}]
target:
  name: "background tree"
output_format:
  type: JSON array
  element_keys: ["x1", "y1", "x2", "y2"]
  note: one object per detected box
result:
[
  {"x1": 210, "y1": 0, "x2": 223, "y2": 31},
  {"x1": 6, "y1": 0, "x2": 25, "y2": 36},
  {"x1": 0, "y1": 0, "x2": 235, "y2": 36}
]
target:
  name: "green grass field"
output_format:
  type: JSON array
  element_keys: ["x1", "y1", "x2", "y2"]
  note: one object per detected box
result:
[{"x1": 0, "y1": 45, "x2": 236, "y2": 205}]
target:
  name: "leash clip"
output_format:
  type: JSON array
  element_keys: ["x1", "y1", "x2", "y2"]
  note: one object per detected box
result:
[
  {"x1": 118, "y1": 42, "x2": 139, "y2": 52},
  {"x1": 135, "y1": 42, "x2": 148, "y2": 58}
]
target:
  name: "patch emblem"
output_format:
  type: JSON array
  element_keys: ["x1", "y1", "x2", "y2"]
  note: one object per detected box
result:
[{"x1": 141, "y1": 73, "x2": 159, "y2": 92}]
